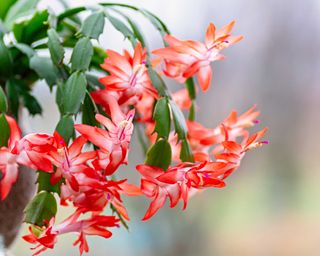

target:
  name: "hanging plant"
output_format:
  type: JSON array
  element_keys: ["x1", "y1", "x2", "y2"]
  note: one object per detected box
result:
[{"x1": 0, "y1": 1, "x2": 268, "y2": 255}]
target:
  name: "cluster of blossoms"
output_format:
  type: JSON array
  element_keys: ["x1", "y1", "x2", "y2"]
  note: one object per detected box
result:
[{"x1": 0, "y1": 21, "x2": 267, "y2": 255}]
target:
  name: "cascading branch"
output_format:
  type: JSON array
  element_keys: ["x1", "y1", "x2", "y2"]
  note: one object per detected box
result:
[{"x1": 0, "y1": 1, "x2": 268, "y2": 255}]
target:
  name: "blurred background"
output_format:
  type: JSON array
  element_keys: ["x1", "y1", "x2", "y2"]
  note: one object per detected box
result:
[{"x1": 10, "y1": 0, "x2": 320, "y2": 255}]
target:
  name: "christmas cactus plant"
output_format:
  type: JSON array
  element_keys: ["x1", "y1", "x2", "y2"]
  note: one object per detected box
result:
[{"x1": 0, "y1": 1, "x2": 268, "y2": 255}]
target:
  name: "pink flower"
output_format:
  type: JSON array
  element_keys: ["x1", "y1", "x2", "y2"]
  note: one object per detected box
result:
[{"x1": 153, "y1": 21, "x2": 243, "y2": 91}]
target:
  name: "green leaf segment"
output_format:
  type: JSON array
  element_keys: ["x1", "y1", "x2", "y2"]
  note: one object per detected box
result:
[{"x1": 0, "y1": 0, "x2": 197, "y2": 230}]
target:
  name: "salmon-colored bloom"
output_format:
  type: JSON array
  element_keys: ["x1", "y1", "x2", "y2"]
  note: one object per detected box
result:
[
  {"x1": 135, "y1": 92, "x2": 156, "y2": 123},
  {"x1": 99, "y1": 42, "x2": 157, "y2": 101},
  {"x1": 216, "y1": 128, "x2": 269, "y2": 165},
  {"x1": 153, "y1": 21, "x2": 243, "y2": 91},
  {"x1": 172, "y1": 88, "x2": 193, "y2": 110},
  {"x1": 186, "y1": 105, "x2": 262, "y2": 161}
]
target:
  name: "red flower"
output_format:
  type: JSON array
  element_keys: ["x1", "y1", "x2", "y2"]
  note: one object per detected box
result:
[
  {"x1": 137, "y1": 127, "x2": 267, "y2": 220},
  {"x1": 23, "y1": 210, "x2": 120, "y2": 255},
  {"x1": 75, "y1": 95, "x2": 135, "y2": 175},
  {"x1": 136, "y1": 106, "x2": 268, "y2": 220},
  {"x1": 0, "y1": 116, "x2": 22, "y2": 199},
  {"x1": 153, "y1": 21, "x2": 243, "y2": 91},
  {"x1": 47, "y1": 133, "x2": 96, "y2": 191},
  {"x1": 0, "y1": 117, "x2": 54, "y2": 199},
  {"x1": 60, "y1": 168, "x2": 140, "y2": 221},
  {"x1": 136, "y1": 162, "x2": 227, "y2": 220},
  {"x1": 18, "y1": 133, "x2": 56, "y2": 172}
]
